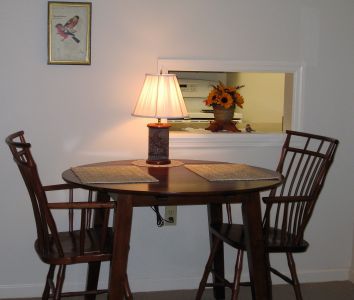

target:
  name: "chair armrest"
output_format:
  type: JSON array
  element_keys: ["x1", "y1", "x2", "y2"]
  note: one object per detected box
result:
[
  {"x1": 263, "y1": 196, "x2": 312, "y2": 204},
  {"x1": 48, "y1": 201, "x2": 116, "y2": 209},
  {"x1": 43, "y1": 183, "x2": 78, "y2": 191}
]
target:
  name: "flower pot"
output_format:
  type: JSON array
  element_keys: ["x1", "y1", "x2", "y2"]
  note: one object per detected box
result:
[{"x1": 213, "y1": 105, "x2": 235, "y2": 122}]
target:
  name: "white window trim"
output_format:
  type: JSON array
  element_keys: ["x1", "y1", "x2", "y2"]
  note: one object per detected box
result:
[{"x1": 169, "y1": 131, "x2": 286, "y2": 149}]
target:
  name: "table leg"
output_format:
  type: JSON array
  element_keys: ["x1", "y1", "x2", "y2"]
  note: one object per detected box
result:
[
  {"x1": 108, "y1": 194, "x2": 133, "y2": 300},
  {"x1": 241, "y1": 192, "x2": 272, "y2": 300},
  {"x1": 207, "y1": 203, "x2": 225, "y2": 300},
  {"x1": 85, "y1": 191, "x2": 111, "y2": 300}
]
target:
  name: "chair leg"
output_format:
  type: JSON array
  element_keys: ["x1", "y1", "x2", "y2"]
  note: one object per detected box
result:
[
  {"x1": 53, "y1": 265, "x2": 66, "y2": 300},
  {"x1": 42, "y1": 265, "x2": 55, "y2": 300},
  {"x1": 231, "y1": 250, "x2": 244, "y2": 300},
  {"x1": 286, "y1": 253, "x2": 303, "y2": 300},
  {"x1": 124, "y1": 273, "x2": 133, "y2": 299},
  {"x1": 196, "y1": 238, "x2": 222, "y2": 300},
  {"x1": 85, "y1": 261, "x2": 101, "y2": 300},
  {"x1": 265, "y1": 252, "x2": 273, "y2": 299}
]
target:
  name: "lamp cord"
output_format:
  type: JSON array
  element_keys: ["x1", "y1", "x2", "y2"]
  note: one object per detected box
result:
[{"x1": 151, "y1": 206, "x2": 173, "y2": 227}]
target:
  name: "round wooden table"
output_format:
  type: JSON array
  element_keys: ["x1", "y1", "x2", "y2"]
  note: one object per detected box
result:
[{"x1": 62, "y1": 159, "x2": 282, "y2": 300}]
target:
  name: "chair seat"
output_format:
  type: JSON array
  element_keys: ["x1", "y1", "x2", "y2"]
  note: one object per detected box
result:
[
  {"x1": 35, "y1": 227, "x2": 114, "y2": 265},
  {"x1": 210, "y1": 223, "x2": 309, "y2": 253}
]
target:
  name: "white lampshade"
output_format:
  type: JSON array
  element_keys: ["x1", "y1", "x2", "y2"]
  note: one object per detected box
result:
[{"x1": 132, "y1": 73, "x2": 188, "y2": 119}]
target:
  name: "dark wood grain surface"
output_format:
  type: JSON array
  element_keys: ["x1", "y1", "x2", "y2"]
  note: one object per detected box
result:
[
  {"x1": 62, "y1": 159, "x2": 283, "y2": 300},
  {"x1": 63, "y1": 160, "x2": 282, "y2": 197}
]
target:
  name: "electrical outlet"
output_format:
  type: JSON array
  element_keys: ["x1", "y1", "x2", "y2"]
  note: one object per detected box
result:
[{"x1": 164, "y1": 206, "x2": 177, "y2": 226}]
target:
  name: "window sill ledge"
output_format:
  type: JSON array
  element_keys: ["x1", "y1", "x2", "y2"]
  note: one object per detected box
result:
[{"x1": 170, "y1": 131, "x2": 286, "y2": 149}]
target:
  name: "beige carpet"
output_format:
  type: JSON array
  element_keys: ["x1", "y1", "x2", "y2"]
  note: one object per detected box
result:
[{"x1": 2, "y1": 281, "x2": 354, "y2": 300}]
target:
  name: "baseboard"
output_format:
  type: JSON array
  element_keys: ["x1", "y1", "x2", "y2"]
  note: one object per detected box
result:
[
  {"x1": 0, "y1": 282, "x2": 85, "y2": 298},
  {"x1": 128, "y1": 268, "x2": 350, "y2": 292},
  {"x1": 0, "y1": 268, "x2": 350, "y2": 298},
  {"x1": 0, "y1": 283, "x2": 43, "y2": 298},
  {"x1": 349, "y1": 268, "x2": 354, "y2": 283},
  {"x1": 284, "y1": 268, "x2": 350, "y2": 284}
]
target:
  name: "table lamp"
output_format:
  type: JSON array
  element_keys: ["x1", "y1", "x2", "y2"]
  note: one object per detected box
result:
[{"x1": 132, "y1": 73, "x2": 188, "y2": 165}]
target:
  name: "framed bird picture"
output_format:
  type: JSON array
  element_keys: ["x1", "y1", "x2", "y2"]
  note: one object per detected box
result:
[{"x1": 48, "y1": 2, "x2": 92, "y2": 65}]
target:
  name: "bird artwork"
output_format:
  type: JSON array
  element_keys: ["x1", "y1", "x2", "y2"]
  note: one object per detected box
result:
[
  {"x1": 55, "y1": 15, "x2": 80, "y2": 43},
  {"x1": 64, "y1": 16, "x2": 79, "y2": 33}
]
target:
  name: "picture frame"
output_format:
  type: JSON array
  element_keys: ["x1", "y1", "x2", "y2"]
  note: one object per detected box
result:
[{"x1": 48, "y1": 2, "x2": 92, "y2": 65}]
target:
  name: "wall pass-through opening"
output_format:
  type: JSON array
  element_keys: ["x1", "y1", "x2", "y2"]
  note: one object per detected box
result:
[
  {"x1": 169, "y1": 71, "x2": 293, "y2": 133},
  {"x1": 158, "y1": 59, "x2": 303, "y2": 134}
]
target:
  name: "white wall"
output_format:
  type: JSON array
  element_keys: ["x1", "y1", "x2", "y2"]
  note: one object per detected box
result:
[
  {"x1": 1, "y1": 0, "x2": 354, "y2": 297},
  {"x1": 351, "y1": 227, "x2": 354, "y2": 282},
  {"x1": 228, "y1": 72, "x2": 285, "y2": 131}
]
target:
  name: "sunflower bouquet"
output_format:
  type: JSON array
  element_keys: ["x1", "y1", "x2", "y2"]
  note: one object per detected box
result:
[{"x1": 204, "y1": 81, "x2": 245, "y2": 109}]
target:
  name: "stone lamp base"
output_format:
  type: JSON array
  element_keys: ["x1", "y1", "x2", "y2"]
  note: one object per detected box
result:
[{"x1": 146, "y1": 123, "x2": 171, "y2": 165}]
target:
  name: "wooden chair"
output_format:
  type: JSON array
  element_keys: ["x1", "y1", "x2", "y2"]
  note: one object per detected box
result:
[
  {"x1": 6, "y1": 131, "x2": 132, "y2": 300},
  {"x1": 196, "y1": 130, "x2": 339, "y2": 300}
]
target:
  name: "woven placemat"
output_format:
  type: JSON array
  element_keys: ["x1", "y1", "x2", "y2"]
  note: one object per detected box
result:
[
  {"x1": 71, "y1": 165, "x2": 159, "y2": 184},
  {"x1": 185, "y1": 163, "x2": 280, "y2": 182}
]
